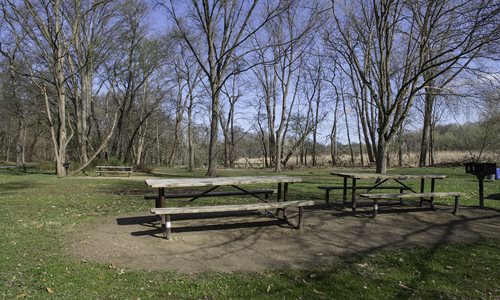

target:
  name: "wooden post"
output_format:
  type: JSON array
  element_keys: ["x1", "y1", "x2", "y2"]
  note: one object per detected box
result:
[
  {"x1": 373, "y1": 199, "x2": 378, "y2": 218},
  {"x1": 325, "y1": 189, "x2": 330, "y2": 207},
  {"x1": 399, "y1": 188, "x2": 403, "y2": 205}
]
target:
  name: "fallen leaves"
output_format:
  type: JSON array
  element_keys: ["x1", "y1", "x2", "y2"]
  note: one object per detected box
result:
[{"x1": 46, "y1": 287, "x2": 54, "y2": 294}]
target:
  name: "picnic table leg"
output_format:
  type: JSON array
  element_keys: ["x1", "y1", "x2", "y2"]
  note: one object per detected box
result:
[
  {"x1": 277, "y1": 183, "x2": 282, "y2": 202},
  {"x1": 399, "y1": 188, "x2": 404, "y2": 205},
  {"x1": 342, "y1": 177, "x2": 348, "y2": 209},
  {"x1": 430, "y1": 178, "x2": 436, "y2": 209},
  {"x1": 157, "y1": 188, "x2": 165, "y2": 208},
  {"x1": 277, "y1": 183, "x2": 288, "y2": 217},
  {"x1": 283, "y1": 183, "x2": 289, "y2": 201},
  {"x1": 325, "y1": 189, "x2": 330, "y2": 207},
  {"x1": 297, "y1": 206, "x2": 304, "y2": 229},
  {"x1": 418, "y1": 178, "x2": 425, "y2": 207},
  {"x1": 453, "y1": 196, "x2": 459, "y2": 214},
  {"x1": 276, "y1": 183, "x2": 283, "y2": 215},
  {"x1": 478, "y1": 176, "x2": 485, "y2": 208},
  {"x1": 373, "y1": 199, "x2": 378, "y2": 218},
  {"x1": 351, "y1": 178, "x2": 357, "y2": 215},
  {"x1": 283, "y1": 207, "x2": 288, "y2": 223},
  {"x1": 160, "y1": 214, "x2": 171, "y2": 240}
]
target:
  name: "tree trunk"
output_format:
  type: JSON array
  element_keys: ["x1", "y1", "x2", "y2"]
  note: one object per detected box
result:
[
  {"x1": 429, "y1": 122, "x2": 436, "y2": 165},
  {"x1": 187, "y1": 96, "x2": 195, "y2": 171},
  {"x1": 375, "y1": 136, "x2": 388, "y2": 174},
  {"x1": 229, "y1": 110, "x2": 235, "y2": 168},
  {"x1": 419, "y1": 88, "x2": 434, "y2": 167},
  {"x1": 342, "y1": 97, "x2": 354, "y2": 164},
  {"x1": 168, "y1": 82, "x2": 185, "y2": 166},
  {"x1": 356, "y1": 113, "x2": 364, "y2": 166},
  {"x1": 78, "y1": 68, "x2": 92, "y2": 164},
  {"x1": 15, "y1": 117, "x2": 25, "y2": 166},
  {"x1": 397, "y1": 125, "x2": 404, "y2": 167},
  {"x1": 156, "y1": 124, "x2": 162, "y2": 166},
  {"x1": 206, "y1": 85, "x2": 220, "y2": 177}
]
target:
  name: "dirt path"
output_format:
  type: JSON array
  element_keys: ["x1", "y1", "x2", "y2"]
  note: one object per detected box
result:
[{"x1": 65, "y1": 205, "x2": 500, "y2": 273}]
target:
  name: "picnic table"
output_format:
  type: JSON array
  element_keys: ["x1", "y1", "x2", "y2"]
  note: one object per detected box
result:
[
  {"x1": 96, "y1": 165, "x2": 133, "y2": 177},
  {"x1": 330, "y1": 172, "x2": 449, "y2": 215},
  {"x1": 145, "y1": 176, "x2": 314, "y2": 239}
]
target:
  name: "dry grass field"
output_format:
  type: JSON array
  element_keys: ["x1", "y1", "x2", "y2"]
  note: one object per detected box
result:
[{"x1": 235, "y1": 150, "x2": 500, "y2": 168}]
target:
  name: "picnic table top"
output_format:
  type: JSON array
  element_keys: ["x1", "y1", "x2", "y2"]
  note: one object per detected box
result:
[
  {"x1": 145, "y1": 175, "x2": 302, "y2": 188},
  {"x1": 330, "y1": 172, "x2": 447, "y2": 180}
]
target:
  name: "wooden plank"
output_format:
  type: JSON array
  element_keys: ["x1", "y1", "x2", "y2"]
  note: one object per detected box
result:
[
  {"x1": 144, "y1": 189, "x2": 275, "y2": 200},
  {"x1": 318, "y1": 185, "x2": 411, "y2": 190},
  {"x1": 331, "y1": 172, "x2": 447, "y2": 180},
  {"x1": 150, "y1": 200, "x2": 315, "y2": 215},
  {"x1": 360, "y1": 192, "x2": 463, "y2": 199},
  {"x1": 145, "y1": 176, "x2": 302, "y2": 188}
]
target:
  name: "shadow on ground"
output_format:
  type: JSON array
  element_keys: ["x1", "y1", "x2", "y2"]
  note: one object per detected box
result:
[{"x1": 64, "y1": 202, "x2": 500, "y2": 273}]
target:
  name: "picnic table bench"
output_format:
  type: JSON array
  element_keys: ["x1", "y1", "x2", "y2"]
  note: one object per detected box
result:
[
  {"x1": 318, "y1": 185, "x2": 411, "y2": 207},
  {"x1": 360, "y1": 192, "x2": 463, "y2": 217},
  {"x1": 151, "y1": 200, "x2": 315, "y2": 239},
  {"x1": 96, "y1": 166, "x2": 133, "y2": 177}
]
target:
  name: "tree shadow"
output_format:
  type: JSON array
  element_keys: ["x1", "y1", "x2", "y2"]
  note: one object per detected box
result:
[
  {"x1": 0, "y1": 166, "x2": 52, "y2": 176},
  {"x1": 103, "y1": 199, "x2": 500, "y2": 277},
  {"x1": 0, "y1": 180, "x2": 41, "y2": 194}
]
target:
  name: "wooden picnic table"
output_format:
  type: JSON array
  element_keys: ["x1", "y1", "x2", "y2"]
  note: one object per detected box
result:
[
  {"x1": 330, "y1": 172, "x2": 447, "y2": 214},
  {"x1": 145, "y1": 175, "x2": 303, "y2": 208},
  {"x1": 145, "y1": 175, "x2": 306, "y2": 239},
  {"x1": 96, "y1": 165, "x2": 133, "y2": 176}
]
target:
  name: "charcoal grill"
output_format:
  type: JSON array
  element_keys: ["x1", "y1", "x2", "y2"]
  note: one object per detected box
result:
[{"x1": 464, "y1": 162, "x2": 497, "y2": 208}]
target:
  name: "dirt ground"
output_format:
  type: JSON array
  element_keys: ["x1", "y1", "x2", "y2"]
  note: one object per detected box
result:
[{"x1": 65, "y1": 203, "x2": 500, "y2": 274}]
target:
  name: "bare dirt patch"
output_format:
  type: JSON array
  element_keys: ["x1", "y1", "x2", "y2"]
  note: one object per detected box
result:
[{"x1": 64, "y1": 204, "x2": 500, "y2": 274}]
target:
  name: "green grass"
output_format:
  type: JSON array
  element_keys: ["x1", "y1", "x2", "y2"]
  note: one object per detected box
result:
[{"x1": 0, "y1": 166, "x2": 499, "y2": 299}]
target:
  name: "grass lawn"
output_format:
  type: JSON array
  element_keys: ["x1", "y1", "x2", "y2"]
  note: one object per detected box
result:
[{"x1": 0, "y1": 166, "x2": 499, "y2": 299}]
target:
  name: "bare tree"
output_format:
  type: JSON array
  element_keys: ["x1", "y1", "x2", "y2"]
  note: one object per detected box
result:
[
  {"x1": 166, "y1": 0, "x2": 288, "y2": 177},
  {"x1": 252, "y1": 1, "x2": 320, "y2": 172},
  {"x1": 66, "y1": 0, "x2": 116, "y2": 165},
  {"x1": 0, "y1": 40, "x2": 27, "y2": 166},
  {"x1": 219, "y1": 76, "x2": 242, "y2": 168},
  {"x1": 1, "y1": 0, "x2": 78, "y2": 176},
  {"x1": 327, "y1": 0, "x2": 500, "y2": 173},
  {"x1": 106, "y1": 2, "x2": 165, "y2": 166}
]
